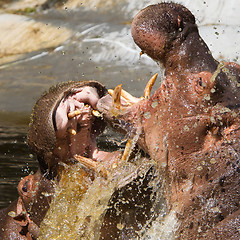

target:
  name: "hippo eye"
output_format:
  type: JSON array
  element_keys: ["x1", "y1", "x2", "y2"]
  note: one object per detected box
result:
[
  {"x1": 22, "y1": 181, "x2": 28, "y2": 192},
  {"x1": 194, "y1": 77, "x2": 204, "y2": 94},
  {"x1": 198, "y1": 77, "x2": 202, "y2": 87}
]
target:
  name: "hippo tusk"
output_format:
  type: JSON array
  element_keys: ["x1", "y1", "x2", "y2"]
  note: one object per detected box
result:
[
  {"x1": 108, "y1": 87, "x2": 140, "y2": 106},
  {"x1": 121, "y1": 89, "x2": 140, "y2": 104},
  {"x1": 107, "y1": 73, "x2": 157, "y2": 116},
  {"x1": 121, "y1": 139, "x2": 133, "y2": 162},
  {"x1": 68, "y1": 109, "x2": 81, "y2": 119},
  {"x1": 74, "y1": 154, "x2": 108, "y2": 179},
  {"x1": 109, "y1": 84, "x2": 125, "y2": 116},
  {"x1": 144, "y1": 73, "x2": 158, "y2": 99},
  {"x1": 112, "y1": 84, "x2": 122, "y2": 110}
]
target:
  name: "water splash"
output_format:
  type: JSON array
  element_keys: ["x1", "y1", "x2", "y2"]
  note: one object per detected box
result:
[{"x1": 39, "y1": 153, "x2": 158, "y2": 239}]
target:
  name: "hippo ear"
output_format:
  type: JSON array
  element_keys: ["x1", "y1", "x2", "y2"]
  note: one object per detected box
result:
[{"x1": 211, "y1": 63, "x2": 240, "y2": 109}]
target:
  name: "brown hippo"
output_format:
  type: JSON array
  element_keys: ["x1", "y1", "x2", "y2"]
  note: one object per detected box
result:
[
  {"x1": 27, "y1": 80, "x2": 116, "y2": 179},
  {"x1": 0, "y1": 170, "x2": 54, "y2": 240},
  {"x1": 97, "y1": 2, "x2": 240, "y2": 239},
  {"x1": 1, "y1": 80, "x2": 155, "y2": 239},
  {"x1": 0, "y1": 81, "x2": 120, "y2": 239}
]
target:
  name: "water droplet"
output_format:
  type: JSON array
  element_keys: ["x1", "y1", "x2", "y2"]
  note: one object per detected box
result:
[
  {"x1": 183, "y1": 125, "x2": 190, "y2": 131},
  {"x1": 151, "y1": 101, "x2": 158, "y2": 108},
  {"x1": 210, "y1": 88, "x2": 216, "y2": 93},
  {"x1": 210, "y1": 158, "x2": 216, "y2": 164},
  {"x1": 197, "y1": 166, "x2": 203, "y2": 171},
  {"x1": 211, "y1": 207, "x2": 220, "y2": 213},
  {"x1": 143, "y1": 112, "x2": 151, "y2": 119},
  {"x1": 8, "y1": 211, "x2": 16, "y2": 217},
  {"x1": 203, "y1": 94, "x2": 210, "y2": 101}
]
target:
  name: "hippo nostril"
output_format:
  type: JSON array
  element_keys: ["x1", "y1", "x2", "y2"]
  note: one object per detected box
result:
[{"x1": 198, "y1": 77, "x2": 202, "y2": 87}]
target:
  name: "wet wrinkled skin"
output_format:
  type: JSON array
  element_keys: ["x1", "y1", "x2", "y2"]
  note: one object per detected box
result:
[{"x1": 97, "y1": 2, "x2": 240, "y2": 239}]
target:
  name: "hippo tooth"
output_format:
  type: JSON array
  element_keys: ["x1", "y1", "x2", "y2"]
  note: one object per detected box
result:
[
  {"x1": 144, "y1": 73, "x2": 158, "y2": 99},
  {"x1": 108, "y1": 89, "x2": 114, "y2": 95},
  {"x1": 67, "y1": 109, "x2": 81, "y2": 119},
  {"x1": 92, "y1": 110, "x2": 103, "y2": 118},
  {"x1": 74, "y1": 154, "x2": 108, "y2": 179},
  {"x1": 121, "y1": 89, "x2": 140, "y2": 104},
  {"x1": 112, "y1": 84, "x2": 122, "y2": 110},
  {"x1": 108, "y1": 88, "x2": 140, "y2": 106},
  {"x1": 68, "y1": 128, "x2": 77, "y2": 135},
  {"x1": 121, "y1": 139, "x2": 133, "y2": 162}
]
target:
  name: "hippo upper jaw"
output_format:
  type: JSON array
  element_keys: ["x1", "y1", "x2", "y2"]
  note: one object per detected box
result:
[{"x1": 131, "y1": 3, "x2": 218, "y2": 74}]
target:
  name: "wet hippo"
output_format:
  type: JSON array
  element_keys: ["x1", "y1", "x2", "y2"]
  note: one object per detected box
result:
[
  {"x1": 0, "y1": 81, "x2": 119, "y2": 239},
  {"x1": 1, "y1": 80, "x2": 154, "y2": 239},
  {"x1": 0, "y1": 170, "x2": 54, "y2": 240},
  {"x1": 97, "y1": 2, "x2": 240, "y2": 239},
  {"x1": 33, "y1": 81, "x2": 155, "y2": 239}
]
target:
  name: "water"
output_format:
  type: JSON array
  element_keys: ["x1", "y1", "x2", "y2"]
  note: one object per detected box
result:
[{"x1": 0, "y1": 112, "x2": 37, "y2": 208}]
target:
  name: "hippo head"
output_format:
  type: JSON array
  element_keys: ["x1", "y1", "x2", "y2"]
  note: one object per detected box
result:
[
  {"x1": 131, "y1": 3, "x2": 239, "y2": 108},
  {"x1": 27, "y1": 81, "x2": 107, "y2": 178},
  {"x1": 131, "y1": 2, "x2": 196, "y2": 63},
  {"x1": 17, "y1": 170, "x2": 54, "y2": 228},
  {"x1": 98, "y1": 3, "x2": 239, "y2": 152}
]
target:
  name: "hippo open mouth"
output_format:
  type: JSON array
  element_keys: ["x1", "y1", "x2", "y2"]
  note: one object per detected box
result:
[
  {"x1": 27, "y1": 81, "x2": 108, "y2": 179},
  {"x1": 53, "y1": 86, "x2": 105, "y2": 160}
]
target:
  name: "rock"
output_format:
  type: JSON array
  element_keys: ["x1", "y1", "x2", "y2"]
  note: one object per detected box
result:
[{"x1": 0, "y1": 13, "x2": 72, "y2": 65}]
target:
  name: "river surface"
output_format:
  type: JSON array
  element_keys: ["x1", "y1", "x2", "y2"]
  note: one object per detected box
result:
[{"x1": 0, "y1": 0, "x2": 239, "y2": 214}]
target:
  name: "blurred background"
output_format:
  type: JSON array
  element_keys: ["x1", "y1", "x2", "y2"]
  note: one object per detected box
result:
[{"x1": 0, "y1": 0, "x2": 239, "y2": 208}]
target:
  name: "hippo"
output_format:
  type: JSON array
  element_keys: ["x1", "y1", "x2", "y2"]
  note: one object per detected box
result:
[
  {"x1": 0, "y1": 170, "x2": 54, "y2": 240},
  {"x1": 33, "y1": 81, "x2": 156, "y2": 239},
  {"x1": 0, "y1": 81, "x2": 117, "y2": 239},
  {"x1": 97, "y1": 2, "x2": 240, "y2": 239},
  {"x1": 27, "y1": 80, "x2": 114, "y2": 179},
  {"x1": 1, "y1": 80, "x2": 155, "y2": 239}
]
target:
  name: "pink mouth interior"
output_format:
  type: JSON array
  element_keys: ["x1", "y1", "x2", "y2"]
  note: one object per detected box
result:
[{"x1": 54, "y1": 86, "x2": 102, "y2": 160}]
